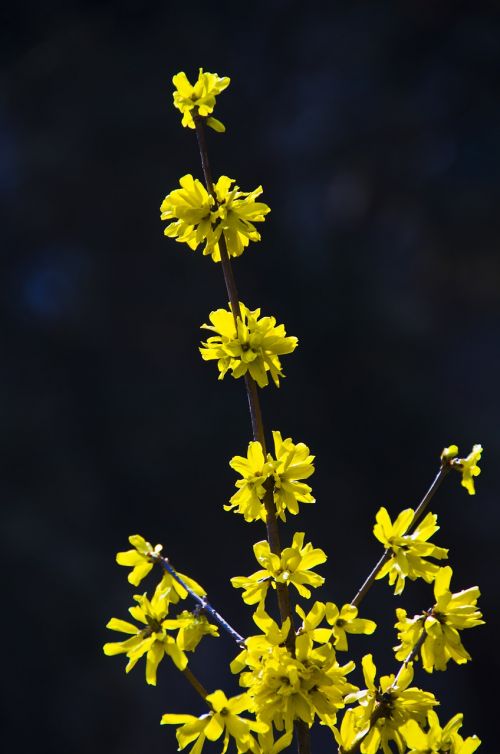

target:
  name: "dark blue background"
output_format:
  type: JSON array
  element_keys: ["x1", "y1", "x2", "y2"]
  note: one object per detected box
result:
[{"x1": 2, "y1": 1, "x2": 498, "y2": 752}]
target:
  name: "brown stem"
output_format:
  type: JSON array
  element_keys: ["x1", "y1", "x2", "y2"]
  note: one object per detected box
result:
[
  {"x1": 295, "y1": 720, "x2": 312, "y2": 754},
  {"x1": 193, "y1": 115, "x2": 306, "y2": 753},
  {"x1": 350, "y1": 464, "x2": 449, "y2": 608},
  {"x1": 182, "y1": 667, "x2": 209, "y2": 700}
]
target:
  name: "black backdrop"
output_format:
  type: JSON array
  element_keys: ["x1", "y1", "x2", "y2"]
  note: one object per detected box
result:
[{"x1": 2, "y1": 1, "x2": 499, "y2": 752}]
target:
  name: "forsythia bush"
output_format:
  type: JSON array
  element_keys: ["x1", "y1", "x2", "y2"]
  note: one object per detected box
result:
[{"x1": 104, "y1": 68, "x2": 484, "y2": 754}]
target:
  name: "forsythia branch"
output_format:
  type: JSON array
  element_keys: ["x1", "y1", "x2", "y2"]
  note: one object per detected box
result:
[{"x1": 154, "y1": 554, "x2": 246, "y2": 646}]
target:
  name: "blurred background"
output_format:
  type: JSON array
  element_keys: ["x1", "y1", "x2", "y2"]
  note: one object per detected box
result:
[{"x1": 2, "y1": 1, "x2": 499, "y2": 752}]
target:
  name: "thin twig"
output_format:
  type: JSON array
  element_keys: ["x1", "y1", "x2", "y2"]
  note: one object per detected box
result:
[
  {"x1": 156, "y1": 554, "x2": 245, "y2": 646},
  {"x1": 182, "y1": 667, "x2": 209, "y2": 700}
]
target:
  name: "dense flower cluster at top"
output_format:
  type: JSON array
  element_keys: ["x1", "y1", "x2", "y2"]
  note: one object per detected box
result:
[
  {"x1": 161, "y1": 174, "x2": 270, "y2": 262},
  {"x1": 227, "y1": 431, "x2": 314, "y2": 522},
  {"x1": 373, "y1": 508, "x2": 448, "y2": 595},
  {"x1": 172, "y1": 68, "x2": 230, "y2": 132},
  {"x1": 394, "y1": 565, "x2": 484, "y2": 673},
  {"x1": 200, "y1": 304, "x2": 297, "y2": 388}
]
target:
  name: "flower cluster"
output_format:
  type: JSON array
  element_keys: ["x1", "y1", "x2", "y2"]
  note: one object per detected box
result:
[
  {"x1": 231, "y1": 532, "x2": 326, "y2": 605},
  {"x1": 336, "y1": 655, "x2": 438, "y2": 754},
  {"x1": 104, "y1": 538, "x2": 218, "y2": 685},
  {"x1": 162, "y1": 689, "x2": 266, "y2": 754},
  {"x1": 161, "y1": 174, "x2": 270, "y2": 262},
  {"x1": 394, "y1": 566, "x2": 484, "y2": 672},
  {"x1": 226, "y1": 431, "x2": 313, "y2": 522},
  {"x1": 116, "y1": 534, "x2": 206, "y2": 599},
  {"x1": 200, "y1": 304, "x2": 297, "y2": 387},
  {"x1": 172, "y1": 68, "x2": 230, "y2": 132},
  {"x1": 232, "y1": 608, "x2": 358, "y2": 738},
  {"x1": 374, "y1": 508, "x2": 448, "y2": 594}
]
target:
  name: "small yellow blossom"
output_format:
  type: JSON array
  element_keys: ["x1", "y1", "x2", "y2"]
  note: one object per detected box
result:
[
  {"x1": 161, "y1": 175, "x2": 270, "y2": 262},
  {"x1": 271, "y1": 431, "x2": 315, "y2": 517},
  {"x1": 440, "y1": 444, "x2": 459, "y2": 463},
  {"x1": 231, "y1": 533, "x2": 326, "y2": 605},
  {"x1": 374, "y1": 508, "x2": 448, "y2": 594},
  {"x1": 394, "y1": 566, "x2": 484, "y2": 672},
  {"x1": 226, "y1": 431, "x2": 313, "y2": 522},
  {"x1": 155, "y1": 569, "x2": 207, "y2": 605},
  {"x1": 103, "y1": 582, "x2": 187, "y2": 685},
  {"x1": 450, "y1": 444, "x2": 483, "y2": 495},
  {"x1": 227, "y1": 440, "x2": 275, "y2": 522},
  {"x1": 200, "y1": 303, "x2": 297, "y2": 388},
  {"x1": 163, "y1": 609, "x2": 219, "y2": 651},
  {"x1": 295, "y1": 602, "x2": 331, "y2": 656},
  {"x1": 161, "y1": 689, "x2": 267, "y2": 754},
  {"x1": 172, "y1": 69, "x2": 230, "y2": 132},
  {"x1": 230, "y1": 606, "x2": 291, "y2": 675},
  {"x1": 403, "y1": 711, "x2": 481, "y2": 754},
  {"x1": 340, "y1": 654, "x2": 437, "y2": 754},
  {"x1": 116, "y1": 534, "x2": 162, "y2": 585},
  {"x1": 325, "y1": 603, "x2": 376, "y2": 652}
]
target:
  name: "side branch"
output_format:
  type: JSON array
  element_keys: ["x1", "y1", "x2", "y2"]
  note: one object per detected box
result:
[
  {"x1": 155, "y1": 554, "x2": 246, "y2": 646},
  {"x1": 351, "y1": 464, "x2": 449, "y2": 608}
]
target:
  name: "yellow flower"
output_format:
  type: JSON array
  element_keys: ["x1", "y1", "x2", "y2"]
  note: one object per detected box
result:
[
  {"x1": 402, "y1": 711, "x2": 481, "y2": 754},
  {"x1": 450, "y1": 444, "x2": 483, "y2": 495},
  {"x1": 342, "y1": 654, "x2": 437, "y2": 754},
  {"x1": 161, "y1": 175, "x2": 270, "y2": 262},
  {"x1": 440, "y1": 444, "x2": 459, "y2": 463},
  {"x1": 172, "y1": 69, "x2": 230, "y2": 132},
  {"x1": 374, "y1": 508, "x2": 448, "y2": 594},
  {"x1": 231, "y1": 533, "x2": 326, "y2": 606},
  {"x1": 226, "y1": 431, "x2": 313, "y2": 522},
  {"x1": 103, "y1": 582, "x2": 187, "y2": 685},
  {"x1": 230, "y1": 605, "x2": 291, "y2": 676},
  {"x1": 394, "y1": 566, "x2": 484, "y2": 672},
  {"x1": 324, "y1": 603, "x2": 376, "y2": 652},
  {"x1": 163, "y1": 609, "x2": 219, "y2": 651},
  {"x1": 161, "y1": 689, "x2": 267, "y2": 754},
  {"x1": 200, "y1": 303, "x2": 297, "y2": 388},
  {"x1": 155, "y1": 569, "x2": 207, "y2": 605},
  {"x1": 295, "y1": 601, "x2": 331, "y2": 656},
  {"x1": 115, "y1": 534, "x2": 162, "y2": 585},
  {"x1": 271, "y1": 431, "x2": 315, "y2": 518},
  {"x1": 227, "y1": 440, "x2": 275, "y2": 522}
]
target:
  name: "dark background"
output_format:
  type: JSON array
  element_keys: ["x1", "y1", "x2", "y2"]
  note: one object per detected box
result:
[{"x1": 2, "y1": 1, "x2": 499, "y2": 752}]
